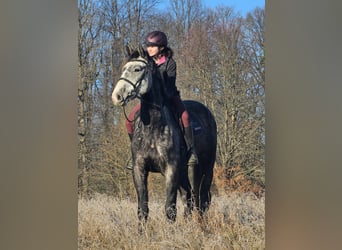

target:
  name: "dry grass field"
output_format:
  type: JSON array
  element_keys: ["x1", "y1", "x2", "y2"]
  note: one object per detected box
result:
[{"x1": 78, "y1": 191, "x2": 264, "y2": 249}]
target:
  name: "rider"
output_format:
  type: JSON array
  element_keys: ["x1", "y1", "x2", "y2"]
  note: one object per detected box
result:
[{"x1": 125, "y1": 30, "x2": 198, "y2": 169}]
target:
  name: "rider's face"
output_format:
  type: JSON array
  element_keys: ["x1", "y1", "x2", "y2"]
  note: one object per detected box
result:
[{"x1": 146, "y1": 45, "x2": 161, "y2": 57}]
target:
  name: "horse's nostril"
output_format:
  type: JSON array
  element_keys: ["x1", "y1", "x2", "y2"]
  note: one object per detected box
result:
[{"x1": 116, "y1": 94, "x2": 122, "y2": 101}]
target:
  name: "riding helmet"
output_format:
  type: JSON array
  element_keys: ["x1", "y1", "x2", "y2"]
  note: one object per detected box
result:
[{"x1": 145, "y1": 31, "x2": 168, "y2": 47}]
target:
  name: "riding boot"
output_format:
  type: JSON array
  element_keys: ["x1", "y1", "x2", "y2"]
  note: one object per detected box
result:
[
  {"x1": 184, "y1": 126, "x2": 198, "y2": 166},
  {"x1": 126, "y1": 134, "x2": 133, "y2": 170}
]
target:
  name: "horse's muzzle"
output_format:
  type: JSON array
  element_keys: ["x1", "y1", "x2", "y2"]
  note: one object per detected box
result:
[{"x1": 112, "y1": 92, "x2": 124, "y2": 106}]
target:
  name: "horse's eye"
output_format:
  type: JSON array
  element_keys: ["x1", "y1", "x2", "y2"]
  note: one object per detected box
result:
[{"x1": 134, "y1": 66, "x2": 146, "y2": 72}]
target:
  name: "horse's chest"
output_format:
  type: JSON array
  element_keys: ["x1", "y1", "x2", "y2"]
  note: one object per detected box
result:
[
  {"x1": 133, "y1": 131, "x2": 170, "y2": 160},
  {"x1": 136, "y1": 136, "x2": 166, "y2": 154}
]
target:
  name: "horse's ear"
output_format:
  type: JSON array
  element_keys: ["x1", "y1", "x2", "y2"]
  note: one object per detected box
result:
[
  {"x1": 138, "y1": 44, "x2": 146, "y2": 58},
  {"x1": 125, "y1": 45, "x2": 133, "y2": 56}
]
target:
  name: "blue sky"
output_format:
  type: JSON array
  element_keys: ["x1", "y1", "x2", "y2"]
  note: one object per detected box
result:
[
  {"x1": 158, "y1": 0, "x2": 265, "y2": 17},
  {"x1": 203, "y1": 0, "x2": 264, "y2": 16}
]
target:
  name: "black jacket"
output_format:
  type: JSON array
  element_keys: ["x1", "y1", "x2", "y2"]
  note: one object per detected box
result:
[{"x1": 157, "y1": 57, "x2": 180, "y2": 100}]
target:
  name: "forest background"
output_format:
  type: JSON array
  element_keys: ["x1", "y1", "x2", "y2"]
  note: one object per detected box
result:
[{"x1": 78, "y1": 0, "x2": 265, "y2": 198}]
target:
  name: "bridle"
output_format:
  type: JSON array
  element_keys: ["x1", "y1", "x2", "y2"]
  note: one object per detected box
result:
[
  {"x1": 118, "y1": 58, "x2": 149, "y2": 105},
  {"x1": 118, "y1": 58, "x2": 149, "y2": 122}
]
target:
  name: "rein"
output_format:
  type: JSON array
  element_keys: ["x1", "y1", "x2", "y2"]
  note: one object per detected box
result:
[
  {"x1": 122, "y1": 104, "x2": 137, "y2": 123},
  {"x1": 122, "y1": 97, "x2": 164, "y2": 123}
]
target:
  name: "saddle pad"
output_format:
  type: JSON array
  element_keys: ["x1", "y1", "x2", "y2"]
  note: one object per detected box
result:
[{"x1": 190, "y1": 115, "x2": 203, "y2": 135}]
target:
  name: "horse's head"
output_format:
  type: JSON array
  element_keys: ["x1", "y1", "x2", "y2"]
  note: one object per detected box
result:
[{"x1": 112, "y1": 45, "x2": 152, "y2": 106}]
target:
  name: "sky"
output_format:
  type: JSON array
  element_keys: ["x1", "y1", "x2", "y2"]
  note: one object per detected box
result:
[
  {"x1": 158, "y1": 0, "x2": 265, "y2": 17},
  {"x1": 203, "y1": 0, "x2": 264, "y2": 16}
]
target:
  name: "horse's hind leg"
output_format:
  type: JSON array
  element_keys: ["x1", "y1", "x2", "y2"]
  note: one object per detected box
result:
[
  {"x1": 188, "y1": 162, "x2": 200, "y2": 211},
  {"x1": 178, "y1": 173, "x2": 192, "y2": 218},
  {"x1": 199, "y1": 169, "x2": 213, "y2": 215}
]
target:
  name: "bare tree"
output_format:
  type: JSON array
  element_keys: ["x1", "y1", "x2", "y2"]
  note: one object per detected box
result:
[
  {"x1": 241, "y1": 7, "x2": 265, "y2": 184},
  {"x1": 78, "y1": 0, "x2": 163, "y2": 196},
  {"x1": 78, "y1": 0, "x2": 104, "y2": 195},
  {"x1": 176, "y1": 6, "x2": 265, "y2": 185},
  {"x1": 168, "y1": 0, "x2": 202, "y2": 53}
]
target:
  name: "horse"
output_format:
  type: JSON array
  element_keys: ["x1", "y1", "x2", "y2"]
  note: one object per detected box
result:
[{"x1": 111, "y1": 46, "x2": 217, "y2": 227}]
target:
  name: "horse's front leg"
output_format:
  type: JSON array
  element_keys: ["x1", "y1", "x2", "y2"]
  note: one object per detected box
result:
[
  {"x1": 164, "y1": 165, "x2": 179, "y2": 222},
  {"x1": 133, "y1": 165, "x2": 149, "y2": 231}
]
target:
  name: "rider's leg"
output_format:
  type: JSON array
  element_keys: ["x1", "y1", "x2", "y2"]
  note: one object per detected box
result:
[
  {"x1": 171, "y1": 96, "x2": 198, "y2": 165},
  {"x1": 182, "y1": 114, "x2": 199, "y2": 165}
]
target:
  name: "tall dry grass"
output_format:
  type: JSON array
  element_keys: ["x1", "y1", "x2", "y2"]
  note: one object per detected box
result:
[{"x1": 78, "y1": 192, "x2": 264, "y2": 249}]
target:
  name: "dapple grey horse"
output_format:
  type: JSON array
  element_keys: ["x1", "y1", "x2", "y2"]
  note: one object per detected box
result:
[{"x1": 112, "y1": 46, "x2": 217, "y2": 228}]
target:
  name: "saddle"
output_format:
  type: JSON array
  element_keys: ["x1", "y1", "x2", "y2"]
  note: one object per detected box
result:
[{"x1": 171, "y1": 106, "x2": 203, "y2": 136}]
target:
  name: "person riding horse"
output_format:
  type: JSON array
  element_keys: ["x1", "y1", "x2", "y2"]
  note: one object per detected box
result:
[
  {"x1": 112, "y1": 45, "x2": 217, "y2": 225},
  {"x1": 125, "y1": 31, "x2": 198, "y2": 169}
]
